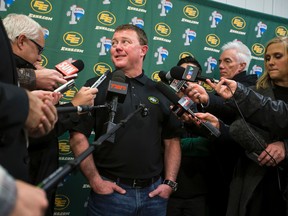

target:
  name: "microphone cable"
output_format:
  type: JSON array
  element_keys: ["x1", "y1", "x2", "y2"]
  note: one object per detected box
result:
[{"x1": 227, "y1": 85, "x2": 277, "y2": 166}]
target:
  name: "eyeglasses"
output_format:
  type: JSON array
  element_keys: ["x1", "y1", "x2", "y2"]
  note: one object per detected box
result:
[{"x1": 29, "y1": 39, "x2": 44, "y2": 55}]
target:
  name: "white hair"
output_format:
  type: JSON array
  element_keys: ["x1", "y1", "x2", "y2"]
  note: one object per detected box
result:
[
  {"x1": 2, "y1": 13, "x2": 43, "y2": 42},
  {"x1": 221, "y1": 40, "x2": 251, "y2": 71}
]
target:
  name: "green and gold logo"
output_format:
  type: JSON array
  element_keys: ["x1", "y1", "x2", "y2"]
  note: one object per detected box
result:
[
  {"x1": 148, "y1": 96, "x2": 159, "y2": 104},
  {"x1": 179, "y1": 52, "x2": 194, "y2": 60},
  {"x1": 54, "y1": 194, "x2": 70, "y2": 211},
  {"x1": 231, "y1": 16, "x2": 246, "y2": 30},
  {"x1": 252, "y1": 43, "x2": 265, "y2": 56},
  {"x1": 183, "y1": 5, "x2": 199, "y2": 19},
  {"x1": 129, "y1": 0, "x2": 147, "y2": 6},
  {"x1": 275, "y1": 26, "x2": 288, "y2": 37},
  {"x1": 63, "y1": 31, "x2": 84, "y2": 47},
  {"x1": 97, "y1": 11, "x2": 116, "y2": 26},
  {"x1": 151, "y1": 71, "x2": 161, "y2": 82},
  {"x1": 31, "y1": 0, "x2": 52, "y2": 14},
  {"x1": 93, "y1": 62, "x2": 112, "y2": 76},
  {"x1": 206, "y1": 34, "x2": 220, "y2": 47},
  {"x1": 155, "y1": 23, "x2": 171, "y2": 37},
  {"x1": 58, "y1": 139, "x2": 71, "y2": 155}
]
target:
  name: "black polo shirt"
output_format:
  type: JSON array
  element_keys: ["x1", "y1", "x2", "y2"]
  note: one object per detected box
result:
[{"x1": 72, "y1": 71, "x2": 181, "y2": 179}]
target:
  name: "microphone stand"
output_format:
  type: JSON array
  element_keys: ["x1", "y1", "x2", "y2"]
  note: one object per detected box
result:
[{"x1": 38, "y1": 104, "x2": 146, "y2": 192}]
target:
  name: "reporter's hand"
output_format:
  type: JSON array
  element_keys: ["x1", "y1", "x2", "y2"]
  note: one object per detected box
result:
[
  {"x1": 25, "y1": 91, "x2": 58, "y2": 137},
  {"x1": 10, "y1": 180, "x2": 48, "y2": 216},
  {"x1": 71, "y1": 87, "x2": 98, "y2": 107},
  {"x1": 34, "y1": 68, "x2": 67, "y2": 91},
  {"x1": 258, "y1": 141, "x2": 285, "y2": 166},
  {"x1": 194, "y1": 112, "x2": 220, "y2": 129},
  {"x1": 206, "y1": 78, "x2": 237, "y2": 99},
  {"x1": 182, "y1": 82, "x2": 209, "y2": 104}
]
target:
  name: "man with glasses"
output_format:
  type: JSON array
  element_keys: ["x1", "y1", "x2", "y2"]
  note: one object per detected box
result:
[{"x1": 3, "y1": 13, "x2": 66, "y2": 91}]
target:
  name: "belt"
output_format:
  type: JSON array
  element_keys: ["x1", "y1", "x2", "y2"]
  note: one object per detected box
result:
[{"x1": 100, "y1": 171, "x2": 160, "y2": 188}]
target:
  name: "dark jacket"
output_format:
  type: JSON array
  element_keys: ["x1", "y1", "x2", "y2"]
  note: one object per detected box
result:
[
  {"x1": 227, "y1": 82, "x2": 288, "y2": 138},
  {"x1": 227, "y1": 85, "x2": 288, "y2": 216},
  {"x1": 0, "y1": 19, "x2": 30, "y2": 181}
]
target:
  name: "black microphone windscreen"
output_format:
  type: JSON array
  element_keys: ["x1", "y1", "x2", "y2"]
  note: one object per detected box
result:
[
  {"x1": 112, "y1": 69, "x2": 126, "y2": 83},
  {"x1": 156, "y1": 81, "x2": 179, "y2": 105},
  {"x1": 72, "y1": 60, "x2": 84, "y2": 72},
  {"x1": 170, "y1": 66, "x2": 185, "y2": 80},
  {"x1": 159, "y1": 71, "x2": 170, "y2": 83}
]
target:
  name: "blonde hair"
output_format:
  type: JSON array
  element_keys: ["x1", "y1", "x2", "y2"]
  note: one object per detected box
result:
[{"x1": 256, "y1": 36, "x2": 288, "y2": 89}]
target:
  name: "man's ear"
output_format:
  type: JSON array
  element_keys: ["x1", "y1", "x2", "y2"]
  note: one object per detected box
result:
[
  {"x1": 140, "y1": 45, "x2": 148, "y2": 57},
  {"x1": 16, "y1": 34, "x2": 26, "y2": 49},
  {"x1": 239, "y1": 62, "x2": 246, "y2": 71}
]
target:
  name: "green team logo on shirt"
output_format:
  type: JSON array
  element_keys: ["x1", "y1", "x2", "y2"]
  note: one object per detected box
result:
[{"x1": 148, "y1": 96, "x2": 159, "y2": 104}]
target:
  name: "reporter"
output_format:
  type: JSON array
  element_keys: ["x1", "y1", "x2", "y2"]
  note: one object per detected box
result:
[
  {"x1": 3, "y1": 13, "x2": 66, "y2": 91},
  {"x1": 207, "y1": 78, "x2": 288, "y2": 138},
  {"x1": 0, "y1": 165, "x2": 48, "y2": 216}
]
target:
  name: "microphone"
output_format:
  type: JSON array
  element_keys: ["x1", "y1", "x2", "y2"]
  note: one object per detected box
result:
[
  {"x1": 55, "y1": 59, "x2": 84, "y2": 76},
  {"x1": 159, "y1": 70, "x2": 187, "y2": 92},
  {"x1": 104, "y1": 70, "x2": 128, "y2": 143},
  {"x1": 90, "y1": 70, "x2": 110, "y2": 88},
  {"x1": 54, "y1": 79, "x2": 75, "y2": 94},
  {"x1": 156, "y1": 81, "x2": 221, "y2": 138},
  {"x1": 57, "y1": 105, "x2": 108, "y2": 113},
  {"x1": 229, "y1": 118, "x2": 270, "y2": 163},
  {"x1": 169, "y1": 66, "x2": 219, "y2": 83}
]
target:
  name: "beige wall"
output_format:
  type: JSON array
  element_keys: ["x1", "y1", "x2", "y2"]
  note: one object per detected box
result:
[{"x1": 211, "y1": 0, "x2": 288, "y2": 19}]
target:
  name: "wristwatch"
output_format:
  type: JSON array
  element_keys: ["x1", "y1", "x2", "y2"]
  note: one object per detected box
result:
[{"x1": 163, "y1": 179, "x2": 178, "y2": 192}]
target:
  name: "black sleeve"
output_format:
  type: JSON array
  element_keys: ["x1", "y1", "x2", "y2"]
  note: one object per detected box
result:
[{"x1": 0, "y1": 82, "x2": 28, "y2": 131}]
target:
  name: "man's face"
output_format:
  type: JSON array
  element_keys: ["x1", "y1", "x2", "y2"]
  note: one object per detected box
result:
[
  {"x1": 218, "y1": 49, "x2": 245, "y2": 79},
  {"x1": 110, "y1": 29, "x2": 148, "y2": 73},
  {"x1": 14, "y1": 30, "x2": 45, "y2": 65}
]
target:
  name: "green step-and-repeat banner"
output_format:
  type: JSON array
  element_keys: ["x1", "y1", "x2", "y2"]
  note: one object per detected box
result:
[{"x1": 1, "y1": 0, "x2": 288, "y2": 215}]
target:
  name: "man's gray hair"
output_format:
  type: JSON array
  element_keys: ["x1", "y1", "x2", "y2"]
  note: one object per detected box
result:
[
  {"x1": 221, "y1": 40, "x2": 251, "y2": 71},
  {"x1": 2, "y1": 13, "x2": 43, "y2": 42}
]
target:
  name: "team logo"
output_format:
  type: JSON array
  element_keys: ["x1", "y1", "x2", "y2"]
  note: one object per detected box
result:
[
  {"x1": 250, "y1": 65, "x2": 263, "y2": 77},
  {"x1": 97, "y1": 36, "x2": 112, "y2": 56},
  {"x1": 183, "y1": 28, "x2": 196, "y2": 46},
  {"x1": 67, "y1": 5, "x2": 85, "y2": 24},
  {"x1": 231, "y1": 16, "x2": 246, "y2": 30},
  {"x1": 130, "y1": 17, "x2": 144, "y2": 29},
  {"x1": 42, "y1": 28, "x2": 49, "y2": 39},
  {"x1": 61, "y1": 86, "x2": 78, "y2": 102},
  {"x1": 97, "y1": 11, "x2": 116, "y2": 26},
  {"x1": 155, "y1": 23, "x2": 171, "y2": 37},
  {"x1": 103, "y1": 0, "x2": 111, "y2": 4},
  {"x1": 183, "y1": 5, "x2": 199, "y2": 19},
  {"x1": 148, "y1": 96, "x2": 159, "y2": 105},
  {"x1": 54, "y1": 195, "x2": 70, "y2": 211},
  {"x1": 0, "y1": 0, "x2": 16, "y2": 11},
  {"x1": 129, "y1": 0, "x2": 146, "y2": 6},
  {"x1": 179, "y1": 52, "x2": 194, "y2": 60},
  {"x1": 151, "y1": 71, "x2": 161, "y2": 82},
  {"x1": 158, "y1": 0, "x2": 173, "y2": 17},
  {"x1": 154, "y1": 47, "x2": 169, "y2": 65},
  {"x1": 209, "y1": 11, "x2": 222, "y2": 28},
  {"x1": 255, "y1": 21, "x2": 267, "y2": 38},
  {"x1": 204, "y1": 56, "x2": 217, "y2": 74},
  {"x1": 40, "y1": 54, "x2": 48, "y2": 67},
  {"x1": 275, "y1": 26, "x2": 288, "y2": 37},
  {"x1": 63, "y1": 31, "x2": 84, "y2": 46},
  {"x1": 251, "y1": 43, "x2": 265, "y2": 56},
  {"x1": 93, "y1": 62, "x2": 112, "y2": 76},
  {"x1": 30, "y1": 0, "x2": 52, "y2": 14},
  {"x1": 58, "y1": 139, "x2": 71, "y2": 155},
  {"x1": 206, "y1": 34, "x2": 220, "y2": 47}
]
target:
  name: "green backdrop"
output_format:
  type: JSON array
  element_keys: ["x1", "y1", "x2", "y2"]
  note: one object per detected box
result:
[{"x1": 1, "y1": 0, "x2": 288, "y2": 215}]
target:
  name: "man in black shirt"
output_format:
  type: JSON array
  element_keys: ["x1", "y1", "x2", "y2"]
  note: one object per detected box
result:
[{"x1": 70, "y1": 24, "x2": 181, "y2": 216}]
